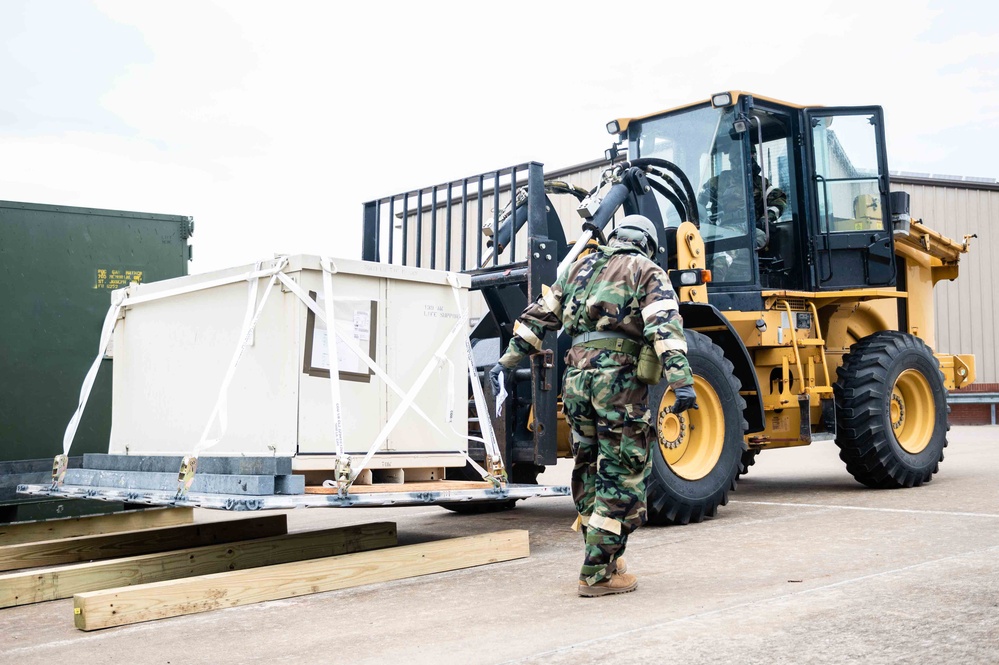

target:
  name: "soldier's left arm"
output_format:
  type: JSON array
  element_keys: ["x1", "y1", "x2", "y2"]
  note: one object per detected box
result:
[
  {"x1": 638, "y1": 266, "x2": 694, "y2": 388},
  {"x1": 766, "y1": 179, "x2": 788, "y2": 220}
]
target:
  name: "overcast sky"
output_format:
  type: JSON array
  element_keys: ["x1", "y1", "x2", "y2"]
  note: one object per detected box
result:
[{"x1": 2, "y1": 0, "x2": 997, "y2": 273}]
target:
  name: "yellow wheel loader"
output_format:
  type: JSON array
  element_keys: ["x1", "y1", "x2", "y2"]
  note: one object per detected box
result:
[{"x1": 360, "y1": 91, "x2": 975, "y2": 523}]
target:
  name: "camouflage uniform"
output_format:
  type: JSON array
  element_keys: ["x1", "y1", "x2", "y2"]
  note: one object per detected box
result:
[
  {"x1": 698, "y1": 165, "x2": 788, "y2": 242},
  {"x1": 497, "y1": 239, "x2": 692, "y2": 586}
]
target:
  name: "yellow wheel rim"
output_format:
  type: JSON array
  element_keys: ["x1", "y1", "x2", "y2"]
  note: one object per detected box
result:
[
  {"x1": 657, "y1": 375, "x2": 724, "y2": 481},
  {"x1": 891, "y1": 369, "x2": 935, "y2": 454}
]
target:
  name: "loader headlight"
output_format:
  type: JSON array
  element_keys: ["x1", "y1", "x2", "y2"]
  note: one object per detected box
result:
[
  {"x1": 710, "y1": 91, "x2": 734, "y2": 108},
  {"x1": 670, "y1": 269, "x2": 712, "y2": 290},
  {"x1": 606, "y1": 120, "x2": 621, "y2": 135}
]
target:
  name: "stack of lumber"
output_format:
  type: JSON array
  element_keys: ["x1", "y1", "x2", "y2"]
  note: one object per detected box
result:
[{"x1": 0, "y1": 507, "x2": 529, "y2": 630}]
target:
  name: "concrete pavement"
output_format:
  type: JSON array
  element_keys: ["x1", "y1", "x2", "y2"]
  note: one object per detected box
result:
[{"x1": 3, "y1": 426, "x2": 997, "y2": 664}]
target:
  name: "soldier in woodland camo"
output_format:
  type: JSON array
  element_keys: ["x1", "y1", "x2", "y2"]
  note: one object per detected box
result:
[{"x1": 490, "y1": 215, "x2": 696, "y2": 597}]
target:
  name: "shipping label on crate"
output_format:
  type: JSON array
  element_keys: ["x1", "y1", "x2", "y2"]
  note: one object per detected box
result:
[
  {"x1": 94, "y1": 267, "x2": 144, "y2": 290},
  {"x1": 303, "y1": 292, "x2": 377, "y2": 383}
]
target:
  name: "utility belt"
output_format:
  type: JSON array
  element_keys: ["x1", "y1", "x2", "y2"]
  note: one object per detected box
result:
[{"x1": 570, "y1": 331, "x2": 663, "y2": 386}]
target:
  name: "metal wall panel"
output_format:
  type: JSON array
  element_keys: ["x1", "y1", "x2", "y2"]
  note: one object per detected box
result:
[{"x1": 893, "y1": 182, "x2": 998, "y2": 382}]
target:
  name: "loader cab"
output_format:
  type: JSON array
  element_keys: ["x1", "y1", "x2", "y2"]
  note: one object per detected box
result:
[{"x1": 623, "y1": 92, "x2": 894, "y2": 301}]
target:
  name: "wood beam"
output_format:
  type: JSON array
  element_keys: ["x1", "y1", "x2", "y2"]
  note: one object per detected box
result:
[
  {"x1": 0, "y1": 515, "x2": 287, "y2": 572},
  {"x1": 0, "y1": 508, "x2": 194, "y2": 546},
  {"x1": 0, "y1": 522, "x2": 396, "y2": 608},
  {"x1": 74, "y1": 529, "x2": 530, "y2": 630}
]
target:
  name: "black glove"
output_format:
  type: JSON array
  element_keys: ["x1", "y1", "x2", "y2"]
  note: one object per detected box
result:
[
  {"x1": 489, "y1": 363, "x2": 506, "y2": 398},
  {"x1": 672, "y1": 384, "x2": 698, "y2": 414}
]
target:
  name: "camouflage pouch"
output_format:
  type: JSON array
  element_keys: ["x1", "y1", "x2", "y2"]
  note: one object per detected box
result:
[{"x1": 636, "y1": 344, "x2": 663, "y2": 385}]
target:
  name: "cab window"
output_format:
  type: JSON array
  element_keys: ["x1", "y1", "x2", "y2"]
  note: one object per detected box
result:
[{"x1": 812, "y1": 114, "x2": 885, "y2": 233}]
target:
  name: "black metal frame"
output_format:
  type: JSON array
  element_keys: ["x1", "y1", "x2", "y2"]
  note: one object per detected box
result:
[{"x1": 362, "y1": 162, "x2": 562, "y2": 472}]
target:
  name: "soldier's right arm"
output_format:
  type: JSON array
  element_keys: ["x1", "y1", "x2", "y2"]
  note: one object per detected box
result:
[{"x1": 497, "y1": 271, "x2": 568, "y2": 368}]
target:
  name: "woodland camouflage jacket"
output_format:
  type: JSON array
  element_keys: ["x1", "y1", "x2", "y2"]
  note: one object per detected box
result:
[{"x1": 498, "y1": 242, "x2": 693, "y2": 389}]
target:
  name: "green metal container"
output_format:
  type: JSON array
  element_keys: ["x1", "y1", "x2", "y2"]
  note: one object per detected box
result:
[{"x1": 0, "y1": 200, "x2": 193, "y2": 471}]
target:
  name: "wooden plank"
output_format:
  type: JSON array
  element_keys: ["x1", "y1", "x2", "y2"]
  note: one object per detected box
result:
[
  {"x1": 0, "y1": 514, "x2": 286, "y2": 572},
  {"x1": 0, "y1": 522, "x2": 396, "y2": 608},
  {"x1": 74, "y1": 529, "x2": 530, "y2": 630},
  {"x1": 305, "y1": 480, "x2": 493, "y2": 495},
  {"x1": 0, "y1": 508, "x2": 194, "y2": 546}
]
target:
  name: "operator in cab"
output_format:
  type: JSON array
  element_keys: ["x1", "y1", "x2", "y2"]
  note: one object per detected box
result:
[
  {"x1": 489, "y1": 215, "x2": 696, "y2": 597},
  {"x1": 699, "y1": 155, "x2": 788, "y2": 280}
]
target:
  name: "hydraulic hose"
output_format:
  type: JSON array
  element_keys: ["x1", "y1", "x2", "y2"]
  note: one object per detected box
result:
[
  {"x1": 648, "y1": 178, "x2": 688, "y2": 223},
  {"x1": 630, "y1": 158, "x2": 699, "y2": 225}
]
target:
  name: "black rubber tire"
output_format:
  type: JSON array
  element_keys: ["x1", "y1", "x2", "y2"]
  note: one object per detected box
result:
[
  {"x1": 739, "y1": 449, "x2": 760, "y2": 477},
  {"x1": 439, "y1": 497, "x2": 516, "y2": 514},
  {"x1": 834, "y1": 331, "x2": 949, "y2": 488},
  {"x1": 646, "y1": 331, "x2": 747, "y2": 525},
  {"x1": 438, "y1": 462, "x2": 540, "y2": 514}
]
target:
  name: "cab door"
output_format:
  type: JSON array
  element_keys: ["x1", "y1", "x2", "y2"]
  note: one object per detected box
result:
[{"x1": 803, "y1": 106, "x2": 894, "y2": 290}]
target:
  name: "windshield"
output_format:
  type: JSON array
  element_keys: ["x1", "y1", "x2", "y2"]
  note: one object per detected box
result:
[{"x1": 633, "y1": 105, "x2": 754, "y2": 284}]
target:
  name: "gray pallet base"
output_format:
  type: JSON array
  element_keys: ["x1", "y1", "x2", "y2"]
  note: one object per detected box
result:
[
  {"x1": 18, "y1": 483, "x2": 572, "y2": 510},
  {"x1": 82, "y1": 453, "x2": 293, "y2": 476},
  {"x1": 1, "y1": 458, "x2": 81, "y2": 501},
  {"x1": 64, "y1": 469, "x2": 305, "y2": 496}
]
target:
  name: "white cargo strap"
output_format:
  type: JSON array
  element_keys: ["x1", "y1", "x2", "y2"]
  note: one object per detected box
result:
[
  {"x1": 58, "y1": 255, "x2": 501, "y2": 495},
  {"x1": 275, "y1": 271, "x2": 496, "y2": 485},
  {"x1": 56, "y1": 257, "x2": 291, "y2": 489},
  {"x1": 117, "y1": 265, "x2": 282, "y2": 308},
  {"x1": 346, "y1": 305, "x2": 472, "y2": 491},
  {"x1": 55, "y1": 294, "x2": 124, "y2": 484},
  {"x1": 192, "y1": 258, "x2": 287, "y2": 458},
  {"x1": 447, "y1": 273, "x2": 505, "y2": 480},
  {"x1": 319, "y1": 257, "x2": 351, "y2": 490},
  {"x1": 191, "y1": 261, "x2": 262, "y2": 457},
  {"x1": 60, "y1": 298, "x2": 123, "y2": 460}
]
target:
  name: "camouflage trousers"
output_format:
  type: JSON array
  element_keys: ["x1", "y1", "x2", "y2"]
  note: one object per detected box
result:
[{"x1": 563, "y1": 363, "x2": 652, "y2": 586}]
